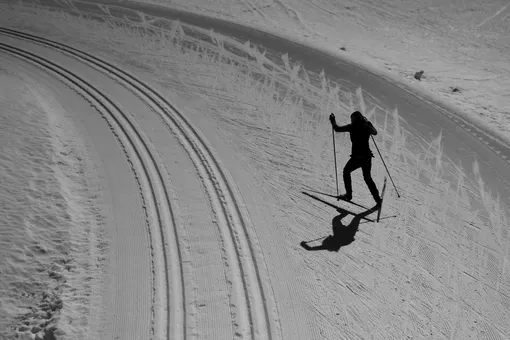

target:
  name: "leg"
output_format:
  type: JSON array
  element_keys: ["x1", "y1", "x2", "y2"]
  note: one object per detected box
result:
[
  {"x1": 361, "y1": 158, "x2": 381, "y2": 204},
  {"x1": 341, "y1": 158, "x2": 361, "y2": 199}
]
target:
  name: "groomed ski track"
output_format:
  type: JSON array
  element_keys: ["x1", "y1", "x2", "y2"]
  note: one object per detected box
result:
[
  {"x1": 0, "y1": 28, "x2": 274, "y2": 340},
  {"x1": 26, "y1": 0, "x2": 510, "y2": 205},
  {"x1": 3, "y1": 2, "x2": 510, "y2": 338}
]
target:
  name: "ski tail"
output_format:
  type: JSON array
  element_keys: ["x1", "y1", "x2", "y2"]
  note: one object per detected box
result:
[{"x1": 377, "y1": 177, "x2": 387, "y2": 223}]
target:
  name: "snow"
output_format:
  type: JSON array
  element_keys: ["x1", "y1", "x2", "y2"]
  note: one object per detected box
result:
[
  {"x1": 0, "y1": 1, "x2": 509, "y2": 340},
  {"x1": 0, "y1": 57, "x2": 105, "y2": 339},
  {"x1": 151, "y1": 0, "x2": 510, "y2": 146}
]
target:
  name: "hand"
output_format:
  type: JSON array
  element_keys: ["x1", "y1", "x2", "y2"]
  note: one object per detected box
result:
[{"x1": 329, "y1": 113, "x2": 336, "y2": 125}]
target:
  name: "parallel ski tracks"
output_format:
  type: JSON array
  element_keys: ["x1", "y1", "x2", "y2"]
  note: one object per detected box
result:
[
  {"x1": 0, "y1": 28, "x2": 272, "y2": 340},
  {"x1": 0, "y1": 38, "x2": 179, "y2": 339}
]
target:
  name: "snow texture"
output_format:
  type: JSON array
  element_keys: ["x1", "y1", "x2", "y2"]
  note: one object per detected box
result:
[{"x1": 0, "y1": 1, "x2": 509, "y2": 340}]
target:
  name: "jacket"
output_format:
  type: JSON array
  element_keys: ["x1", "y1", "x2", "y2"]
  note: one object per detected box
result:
[{"x1": 333, "y1": 121, "x2": 377, "y2": 158}]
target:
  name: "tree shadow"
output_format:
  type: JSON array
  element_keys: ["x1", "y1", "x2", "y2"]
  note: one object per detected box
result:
[{"x1": 300, "y1": 205, "x2": 379, "y2": 252}]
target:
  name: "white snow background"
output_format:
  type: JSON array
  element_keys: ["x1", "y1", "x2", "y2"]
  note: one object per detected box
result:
[{"x1": 0, "y1": 0, "x2": 509, "y2": 339}]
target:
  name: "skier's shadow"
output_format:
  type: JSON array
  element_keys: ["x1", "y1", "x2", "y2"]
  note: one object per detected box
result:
[{"x1": 300, "y1": 205, "x2": 379, "y2": 252}]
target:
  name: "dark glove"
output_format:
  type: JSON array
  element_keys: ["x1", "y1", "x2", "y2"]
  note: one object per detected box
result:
[{"x1": 329, "y1": 113, "x2": 336, "y2": 126}]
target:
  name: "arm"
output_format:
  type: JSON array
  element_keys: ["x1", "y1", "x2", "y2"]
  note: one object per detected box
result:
[
  {"x1": 329, "y1": 113, "x2": 351, "y2": 133},
  {"x1": 333, "y1": 123, "x2": 351, "y2": 133},
  {"x1": 367, "y1": 121, "x2": 377, "y2": 135}
]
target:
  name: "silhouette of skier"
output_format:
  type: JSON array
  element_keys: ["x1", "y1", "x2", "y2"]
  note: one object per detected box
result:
[
  {"x1": 329, "y1": 111, "x2": 381, "y2": 206},
  {"x1": 300, "y1": 204, "x2": 380, "y2": 251}
]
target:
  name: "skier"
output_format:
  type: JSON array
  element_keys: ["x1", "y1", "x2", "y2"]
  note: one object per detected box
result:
[{"x1": 329, "y1": 111, "x2": 381, "y2": 206}]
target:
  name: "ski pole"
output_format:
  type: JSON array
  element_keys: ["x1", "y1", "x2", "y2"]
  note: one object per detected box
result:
[
  {"x1": 332, "y1": 125, "x2": 339, "y2": 196},
  {"x1": 371, "y1": 135, "x2": 400, "y2": 198}
]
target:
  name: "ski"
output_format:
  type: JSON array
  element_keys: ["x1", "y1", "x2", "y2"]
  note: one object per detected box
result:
[
  {"x1": 303, "y1": 187, "x2": 371, "y2": 210},
  {"x1": 302, "y1": 177, "x2": 391, "y2": 224},
  {"x1": 376, "y1": 177, "x2": 387, "y2": 223},
  {"x1": 301, "y1": 191, "x2": 376, "y2": 223},
  {"x1": 336, "y1": 196, "x2": 371, "y2": 210}
]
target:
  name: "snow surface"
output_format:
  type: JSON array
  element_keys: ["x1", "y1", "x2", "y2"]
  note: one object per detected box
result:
[
  {"x1": 0, "y1": 1, "x2": 509, "y2": 340},
  {"x1": 0, "y1": 55, "x2": 106, "y2": 339},
  {"x1": 147, "y1": 0, "x2": 510, "y2": 146}
]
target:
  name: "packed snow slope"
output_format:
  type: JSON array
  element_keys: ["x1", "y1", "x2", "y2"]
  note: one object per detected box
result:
[
  {"x1": 29, "y1": 0, "x2": 510, "y2": 205},
  {"x1": 0, "y1": 53, "x2": 107, "y2": 339},
  {"x1": 142, "y1": 0, "x2": 510, "y2": 146},
  {"x1": 1, "y1": 2, "x2": 510, "y2": 340}
]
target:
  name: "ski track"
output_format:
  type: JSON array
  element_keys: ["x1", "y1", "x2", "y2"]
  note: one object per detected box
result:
[
  {"x1": 0, "y1": 28, "x2": 273, "y2": 340},
  {"x1": 239, "y1": 0, "x2": 269, "y2": 22},
  {"x1": 0, "y1": 37, "x2": 174, "y2": 339},
  {"x1": 271, "y1": 0, "x2": 307, "y2": 30}
]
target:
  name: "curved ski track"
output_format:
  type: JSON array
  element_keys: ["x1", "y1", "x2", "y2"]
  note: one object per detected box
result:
[
  {"x1": 0, "y1": 27, "x2": 273, "y2": 340},
  {"x1": 0, "y1": 38, "x2": 178, "y2": 339}
]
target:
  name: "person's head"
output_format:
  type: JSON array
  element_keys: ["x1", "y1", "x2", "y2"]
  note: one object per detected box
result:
[{"x1": 350, "y1": 111, "x2": 364, "y2": 125}]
